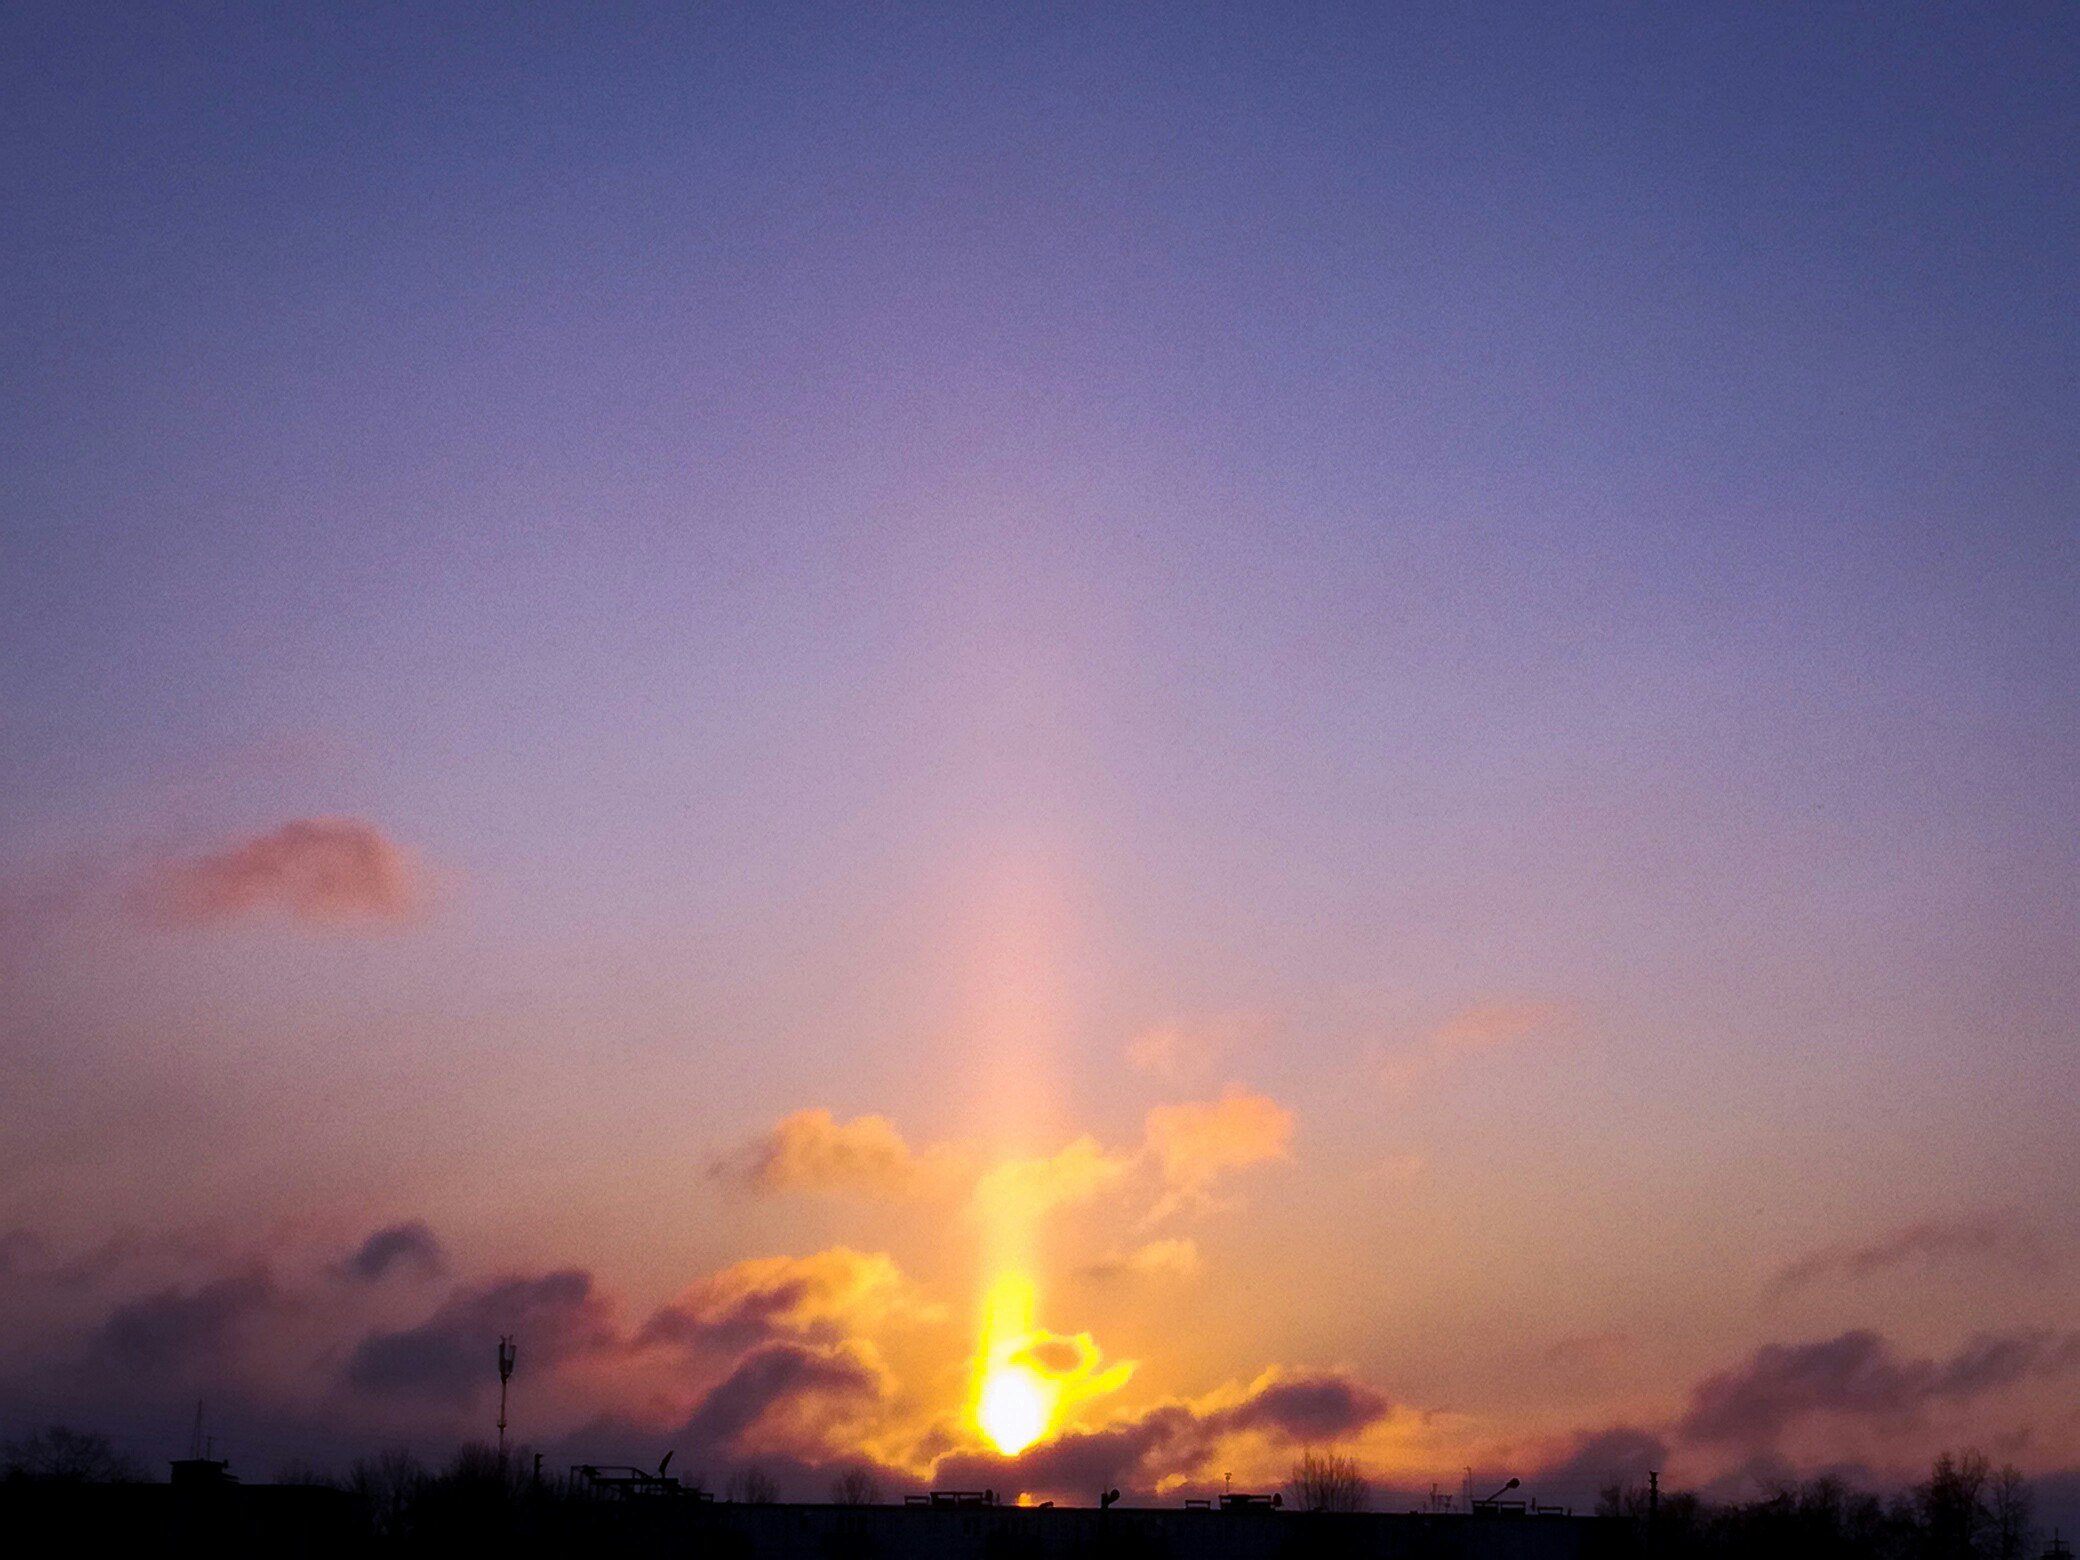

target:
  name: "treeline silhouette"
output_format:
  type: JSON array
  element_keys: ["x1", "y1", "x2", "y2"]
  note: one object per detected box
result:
[
  {"x1": 1596, "y1": 1451, "x2": 2044, "y2": 1560},
  {"x1": 1, "y1": 1424, "x2": 2061, "y2": 1558}
]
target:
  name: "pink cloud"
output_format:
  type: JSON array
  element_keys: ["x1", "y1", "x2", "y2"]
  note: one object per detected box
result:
[{"x1": 134, "y1": 817, "x2": 422, "y2": 928}]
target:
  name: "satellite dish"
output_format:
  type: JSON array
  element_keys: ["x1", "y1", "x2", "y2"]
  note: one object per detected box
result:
[{"x1": 1101, "y1": 1488, "x2": 1121, "y2": 1509}]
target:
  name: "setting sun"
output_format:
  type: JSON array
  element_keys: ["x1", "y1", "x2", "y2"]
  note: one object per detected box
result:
[
  {"x1": 973, "y1": 1273, "x2": 1055, "y2": 1455},
  {"x1": 978, "y1": 1361, "x2": 1050, "y2": 1456},
  {"x1": 969, "y1": 1270, "x2": 1134, "y2": 1457}
]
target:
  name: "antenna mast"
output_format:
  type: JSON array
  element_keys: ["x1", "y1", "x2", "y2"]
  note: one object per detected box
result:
[{"x1": 496, "y1": 1336, "x2": 517, "y2": 1464}]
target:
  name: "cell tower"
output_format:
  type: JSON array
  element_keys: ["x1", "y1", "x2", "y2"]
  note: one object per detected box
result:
[{"x1": 496, "y1": 1335, "x2": 517, "y2": 1462}]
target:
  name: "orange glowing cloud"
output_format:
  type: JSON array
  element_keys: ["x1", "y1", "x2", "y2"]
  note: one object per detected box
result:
[
  {"x1": 719, "y1": 1109, "x2": 968, "y2": 1200},
  {"x1": 973, "y1": 1136, "x2": 1131, "y2": 1225},
  {"x1": 641, "y1": 1248, "x2": 941, "y2": 1350},
  {"x1": 727, "y1": 1087, "x2": 1294, "y2": 1230}
]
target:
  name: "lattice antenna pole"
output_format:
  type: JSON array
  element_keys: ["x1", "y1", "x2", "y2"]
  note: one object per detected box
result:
[{"x1": 496, "y1": 1336, "x2": 517, "y2": 1464}]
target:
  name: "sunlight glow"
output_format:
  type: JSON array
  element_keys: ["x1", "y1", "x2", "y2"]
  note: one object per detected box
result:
[
  {"x1": 975, "y1": 1272, "x2": 1053, "y2": 1454},
  {"x1": 970, "y1": 1269, "x2": 1133, "y2": 1456},
  {"x1": 979, "y1": 1361, "x2": 1051, "y2": 1455}
]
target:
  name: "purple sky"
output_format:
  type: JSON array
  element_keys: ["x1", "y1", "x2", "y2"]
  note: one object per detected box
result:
[{"x1": 2, "y1": 0, "x2": 2076, "y2": 1512}]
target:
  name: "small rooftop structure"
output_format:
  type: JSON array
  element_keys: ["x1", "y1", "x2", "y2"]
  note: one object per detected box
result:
[
  {"x1": 1472, "y1": 1497, "x2": 1529, "y2": 1516},
  {"x1": 169, "y1": 1457, "x2": 236, "y2": 1489},
  {"x1": 569, "y1": 1463, "x2": 706, "y2": 1500}
]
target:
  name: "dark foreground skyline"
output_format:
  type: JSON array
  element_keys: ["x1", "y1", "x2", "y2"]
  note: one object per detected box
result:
[{"x1": 0, "y1": 1427, "x2": 2067, "y2": 1559}]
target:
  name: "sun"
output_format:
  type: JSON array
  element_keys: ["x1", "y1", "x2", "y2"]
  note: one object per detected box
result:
[
  {"x1": 978, "y1": 1360, "x2": 1051, "y2": 1455},
  {"x1": 969, "y1": 1270, "x2": 1134, "y2": 1456},
  {"x1": 973, "y1": 1272, "x2": 1055, "y2": 1454}
]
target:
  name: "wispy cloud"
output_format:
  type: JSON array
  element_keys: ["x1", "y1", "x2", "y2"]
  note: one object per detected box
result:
[
  {"x1": 1384, "y1": 1000, "x2": 1576, "y2": 1090},
  {"x1": 1141, "y1": 1088, "x2": 1292, "y2": 1221},
  {"x1": 1767, "y1": 1212, "x2": 2055, "y2": 1300},
  {"x1": 1079, "y1": 1239, "x2": 1201, "y2": 1284},
  {"x1": 1123, "y1": 1013, "x2": 1278, "y2": 1080}
]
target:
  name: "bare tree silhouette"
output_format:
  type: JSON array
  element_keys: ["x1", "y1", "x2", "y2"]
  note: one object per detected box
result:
[
  {"x1": 1990, "y1": 1461, "x2": 2035, "y2": 1560},
  {"x1": 728, "y1": 1465, "x2": 778, "y2": 1504},
  {"x1": 830, "y1": 1465, "x2": 882, "y2": 1505},
  {"x1": 1288, "y1": 1448, "x2": 1368, "y2": 1512},
  {"x1": 1, "y1": 1425, "x2": 144, "y2": 1484},
  {"x1": 348, "y1": 1447, "x2": 426, "y2": 1540},
  {"x1": 1918, "y1": 1448, "x2": 1992, "y2": 1560}
]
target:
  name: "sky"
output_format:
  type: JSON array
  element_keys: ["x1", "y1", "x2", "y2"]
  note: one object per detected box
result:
[{"x1": 2, "y1": 0, "x2": 2076, "y2": 1515}]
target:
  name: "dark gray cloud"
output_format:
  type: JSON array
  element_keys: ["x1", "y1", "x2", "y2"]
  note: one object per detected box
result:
[
  {"x1": 1679, "y1": 1328, "x2": 2080, "y2": 1447},
  {"x1": 345, "y1": 1270, "x2": 615, "y2": 1402},
  {"x1": 1932, "y1": 1331, "x2": 2079, "y2": 1396},
  {"x1": 1530, "y1": 1426, "x2": 1671, "y2": 1492},
  {"x1": 337, "y1": 1221, "x2": 444, "y2": 1284},
  {"x1": 1769, "y1": 1213, "x2": 2054, "y2": 1299},
  {"x1": 677, "y1": 1340, "x2": 887, "y2": 1450},
  {"x1": 1217, "y1": 1372, "x2": 1391, "y2": 1441},
  {"x1": 89, "y1": 1270, "x2": 277, "y2": 1377},
  {"x1": 640, "y1": 1287, "x2": 806, "y2": 1352}
]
